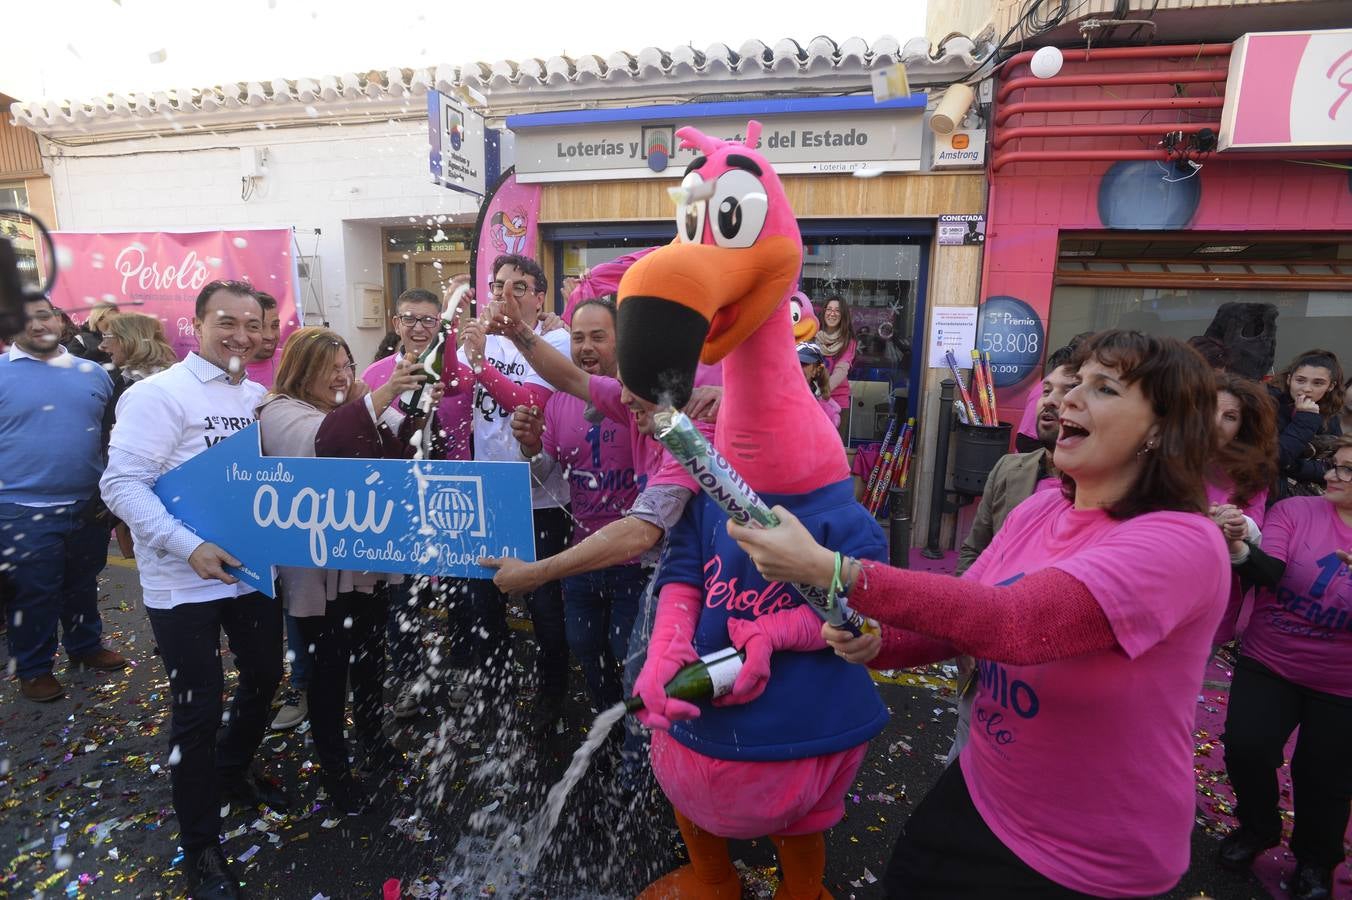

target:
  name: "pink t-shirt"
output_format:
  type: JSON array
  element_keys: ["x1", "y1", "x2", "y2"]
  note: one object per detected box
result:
[
  {"x1": 361, "y1": 353, "x2": 472, "y2": 461},
  {"x1": 824, "y1": 339, "x2": 856, "y2": 409},
  {"x1": 1242, "y1": 497, "x2": 1352, "y2": 697},
  {"x1": 1205, "y1": 479, "x2": 1268, "y2": 645},
  {"x1": 959, "y1": 489, "x2": 1228, "y2": 897},
  {"x1": 587, "y1": 373, "x2": 717, "y2": 493},
  {"x1": 542, "y1": 391, "x2": 638, "y2": 544},
  {"x1": 245, "y1": 356, "x2": 276, "y2": 389}
]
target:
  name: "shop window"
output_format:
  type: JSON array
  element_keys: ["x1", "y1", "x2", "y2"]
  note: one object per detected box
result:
[
  {"x1": 1050, "y1": 233, "x2": 1352, "y2": 374},
  {"x1": 0, "y1": 184, "x2": 28, "y2": 210}
]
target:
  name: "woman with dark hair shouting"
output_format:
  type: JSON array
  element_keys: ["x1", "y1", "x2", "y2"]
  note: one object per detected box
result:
[{"x1": 730, "y1": 330, "x2": 1231, "y2": 898}]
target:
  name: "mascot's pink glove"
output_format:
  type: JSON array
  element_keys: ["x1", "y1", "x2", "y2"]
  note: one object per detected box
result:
[
  {"x1": 633, "y1": 582, "x2": 704, "y2": 731},
  {"x1": 714, "y1": 604, "x2": 828, "y2": 708}
]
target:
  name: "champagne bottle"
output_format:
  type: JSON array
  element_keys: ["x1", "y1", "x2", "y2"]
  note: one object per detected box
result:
[
  {"x1": 625, "y1": 646, "x2": 746, "y2": 714},
  {"x1": 397, "y1": 320, "x2": 451, "y2": 414}
]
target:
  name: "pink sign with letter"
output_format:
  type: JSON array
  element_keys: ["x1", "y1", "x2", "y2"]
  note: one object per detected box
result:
[
  {"x1": 48, "y1": 228, "x2": 301, "y2": 359},
  {"x1": 1219, "y1": 28, "x2": 1352, "y2": 151}
]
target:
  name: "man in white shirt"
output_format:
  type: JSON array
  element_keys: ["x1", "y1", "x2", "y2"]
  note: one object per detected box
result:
[
  {"x1": 455, "y1": 254, "x2": 573, "y2": 735},
  {"x1": 100, "y1": 280, "x2": 280, "y2": 900}
]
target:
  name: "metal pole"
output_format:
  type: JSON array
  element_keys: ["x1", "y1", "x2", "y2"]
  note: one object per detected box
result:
[
  {"x1": 888, "y1": 482, "x2": 912, "y2": 569},
  {"x1": 922, "y1": 380, "x2": 955, "y2": 560}
]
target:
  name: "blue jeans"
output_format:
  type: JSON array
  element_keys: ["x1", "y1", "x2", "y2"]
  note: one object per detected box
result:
[
  {"x1": 562, "y1": 564, "x2": 649, "y2": 711},
  {"x1": 284, "y1": 612, "x2": 312, "y2": 690},
  {"x1": 449, "y1": 507, "x2": 571, "y2": 699},
  {"x1": 0, "y1": 500, "x2": 108, "y2": 679}
]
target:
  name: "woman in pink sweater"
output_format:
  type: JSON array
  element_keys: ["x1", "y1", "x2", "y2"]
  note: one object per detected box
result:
[{"x1": 732, "y1": 330, "x2": 1231, "y2": 898}]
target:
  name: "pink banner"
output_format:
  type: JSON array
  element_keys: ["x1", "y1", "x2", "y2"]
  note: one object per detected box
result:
[
  {"x1": 49, "y1": 228, "x2": 301, "y2": 360},
  {"x1": 473, "y1": 171, "x2": 542, "y2": 314}
]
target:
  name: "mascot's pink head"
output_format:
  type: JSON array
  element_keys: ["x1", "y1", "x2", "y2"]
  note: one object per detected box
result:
[{"x1": 615, "y1": 121, "x2": 803, "y2": 407}]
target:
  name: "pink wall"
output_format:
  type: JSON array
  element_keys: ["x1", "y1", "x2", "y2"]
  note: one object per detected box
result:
[{"x1": 983, "y1": 54, "x2": 1352, "y2": 417}]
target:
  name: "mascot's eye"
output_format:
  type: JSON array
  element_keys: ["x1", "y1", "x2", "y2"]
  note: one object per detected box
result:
[
  {"x1": 710, "y1": 169, "x2": 768, "y2": 249},
  {"x1": 790, "y1": 300, "x2": 803, "y2": 323},
  {"x1": 676, "y1": 172, "x2": 706, "y2": 245}
]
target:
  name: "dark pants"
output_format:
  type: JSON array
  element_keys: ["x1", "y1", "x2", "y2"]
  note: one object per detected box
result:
[
  {"x1": 562, "y1": 564, "x2": 648, "y2": 711},
  {"x1": 284, "y1": 612, "x2": 311, "y2": 690},
  {"x1": 387, "y1": 578, "x2": 431, "y2": 682},
  {"x1": 450, "y1": 506, "x2": 570, "y2": 700},
  {"x1": 1223, "y1": 655, "x2": 1352, "y2": 867},
  {"x1": 146, "y1": 592, "x2": 282, "y2": 852},
  {"x1": 294, "y1": 590, "x2": 389, "y2": 774},
  {"x1": 884, "y1": 761, "x2": 1093, "y2": 899},
  {"x1": 0, "y1": 499, "x2": 108, "y2": 678}
]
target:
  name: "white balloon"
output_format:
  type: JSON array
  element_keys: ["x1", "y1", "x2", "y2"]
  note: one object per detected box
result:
[{"x1": 1030, "y1": 46, "x2": 1064, "y2": 79}]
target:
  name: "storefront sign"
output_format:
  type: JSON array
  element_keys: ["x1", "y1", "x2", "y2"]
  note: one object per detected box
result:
[
  {"x1": 48, "y1": 228, "x2": 300, "y2": 359},
  {"x1": 507, "y1": 95, "x2": 927, "y2": 183},
  {"x1": 927, "y1": 306, "x2": 979, "y2": 368},
  {"x1": 155, "y1": 424, "x2": 536, "y2": 596},
  {"x1": 931, "y1": 130, "x2": 987, "y2": 168},
  {"x1": 427, "y1": 89, "x2": 487, "y2": 196},
  {"x1": 978, "y1": 296, "x2": 1045, "y2": 388},
  {"x1": 938, "y1": 214, "x2": 986, "y2": 245},
  {"x1": 1219, "y1": 28, "x2": 1352, "y2": 151}
]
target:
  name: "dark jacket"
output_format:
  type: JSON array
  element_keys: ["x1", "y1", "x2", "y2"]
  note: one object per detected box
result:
[{"x1": 1269, "y1": 385, "x2": 1342, "y2": 490}]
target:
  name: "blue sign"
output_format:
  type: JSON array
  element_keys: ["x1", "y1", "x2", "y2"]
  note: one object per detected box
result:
[
  {"x1": 154, "y1": 424, "x2": 536, "y2": 598},
  {"x1": 978, "y1": 296, "x2": 1046, "y2": 388}
]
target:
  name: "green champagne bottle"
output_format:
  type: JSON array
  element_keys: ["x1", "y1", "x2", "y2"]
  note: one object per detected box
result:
[
  {"x1": 397, "y1": 319, "x2": 452, "y2": 414},
  {"x1": 625, "y1": 646, "x2": 746, "y2": 714}
]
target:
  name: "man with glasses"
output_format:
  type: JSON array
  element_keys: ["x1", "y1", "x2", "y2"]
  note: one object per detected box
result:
[
  {"x1": 0, "y1": 296, "x2": 124, "y2": 704},
  {"x1": 454, "y1": 254, "x2": 573, "y2": 736},
  {"x1": 358, "y1": 283, "x2": 473, "y2": 720}
]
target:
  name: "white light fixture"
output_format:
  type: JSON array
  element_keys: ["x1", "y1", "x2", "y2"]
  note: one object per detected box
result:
[
  {"x1": 1195, "y1": 244, "x2": 1252, "y2": 255},
  {"x1": 1030, "y1": 46, "x2": 1064, "y2": 79},
  {"x1": 930, "y1": 83, "x2": 975, "y2": 135}
]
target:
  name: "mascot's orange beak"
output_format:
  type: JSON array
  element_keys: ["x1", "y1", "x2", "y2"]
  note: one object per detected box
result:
[
  {"x1": 794, "y1": 315, "x2": 819, "y2": 343},
  {"x1": 615, "y1": 235, "x2": 800, "y2": 406}
]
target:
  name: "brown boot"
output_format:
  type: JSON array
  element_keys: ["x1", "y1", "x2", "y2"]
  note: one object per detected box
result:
[
  {"x1": 71, "y1": 648, "x2": 128, "y2": 671},
  {"x1": 770, "y1": 833, "x2": 831, "y2": 900},
  {"x1": 20, "y1": 673, "x2": 65, "y2": 702},
  {"x1": 638, "y1": 809, "x2": 742, "y2": 900}
]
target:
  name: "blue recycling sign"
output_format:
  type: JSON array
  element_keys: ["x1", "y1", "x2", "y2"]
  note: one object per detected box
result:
[{"x1": 153, "y1": 424, "x2": 536, "y2": 598}]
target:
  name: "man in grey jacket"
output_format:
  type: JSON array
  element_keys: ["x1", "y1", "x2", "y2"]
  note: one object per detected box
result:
[{"x1": 948, "y1": 343, "x2": 1081, "y2": 763}]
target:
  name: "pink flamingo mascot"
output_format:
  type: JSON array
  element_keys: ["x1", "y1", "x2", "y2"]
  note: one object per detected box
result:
[{"x1": 616, "y1": 122, "x2": 889, "y2": 899}]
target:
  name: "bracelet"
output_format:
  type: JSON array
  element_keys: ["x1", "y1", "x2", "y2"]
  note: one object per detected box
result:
[{"x1": 830, "y1": 551, "x2": 845, "y2": 597}]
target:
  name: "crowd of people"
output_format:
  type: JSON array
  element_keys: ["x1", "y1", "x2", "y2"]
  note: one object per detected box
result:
[{"x1": 1, "y1": 251, "x2": 1349, "y2": 900}]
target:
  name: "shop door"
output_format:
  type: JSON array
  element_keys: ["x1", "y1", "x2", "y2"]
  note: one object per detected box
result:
[{"x1": 544, "y1": 220, "x2": 931, "y2": 445}]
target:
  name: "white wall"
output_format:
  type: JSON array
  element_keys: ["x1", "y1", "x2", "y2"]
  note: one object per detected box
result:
[{"x1": 44, "y1": 119, "x2": 479, "y2": 364}]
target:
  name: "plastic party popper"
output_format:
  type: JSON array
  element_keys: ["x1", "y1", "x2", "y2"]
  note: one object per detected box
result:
[{"x1": 653, "y1": 409, "x2": 876, "y2": 637}]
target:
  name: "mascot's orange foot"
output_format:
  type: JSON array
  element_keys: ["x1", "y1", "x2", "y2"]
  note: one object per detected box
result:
[
  {"x1": 637, "y1": 862, "x2": 743, "y2": 900},
  {"x1": 640, "y1": 810, "x2": 743, "y2": 899},
  {"x1": 770, "y1": 833, "x2": 831, "y2": 900}
]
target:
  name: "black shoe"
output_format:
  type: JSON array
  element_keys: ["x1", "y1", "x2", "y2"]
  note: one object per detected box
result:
[
  {"x1": 355, "y1": 741, "x2": 408, "y2": 781},
  {"x1": 184, "y1": 846, "x2": 241, "y2": 899},
  {"x1": 221, "y1": 768, "x2": 291, "y2": 813},
  {"x1": 530, "y1": 694, "x2": 566, "y2": 738},
  {"x1": 319, "y1": 770, "x2": 367, "y2": 816},
  {"x1": 1218, "y1": 826, "x2": 1279, "y2": 871},
  {"x1": 1290, "y1": 862, "x2": 1333, "y2": 900}
]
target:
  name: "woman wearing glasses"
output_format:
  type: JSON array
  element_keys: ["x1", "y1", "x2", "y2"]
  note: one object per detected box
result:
[
  {"x1": 257, "y1": 327, "x2": 433, "y2": 812},
  {"x1": 1219, "y1": 436, "x2": 1352, "y2": 900}
]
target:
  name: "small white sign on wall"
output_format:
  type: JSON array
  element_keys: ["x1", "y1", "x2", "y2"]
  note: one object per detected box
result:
[{"x1": 928, "y1": 306, "x2": 979, "y2": 368}]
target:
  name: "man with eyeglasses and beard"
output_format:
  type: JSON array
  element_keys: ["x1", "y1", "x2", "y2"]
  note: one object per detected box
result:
[
  {"x1": 356, "y1": 282, "x2": 473, "y2": 721},
  {"x1": 454, "y1": 253, "x2": 573, "y2": 737}
]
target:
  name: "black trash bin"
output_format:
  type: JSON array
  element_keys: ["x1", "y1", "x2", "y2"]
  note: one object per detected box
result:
[{"x1": 952, "y1": 422, "x2": 1012, "y2": 496}]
